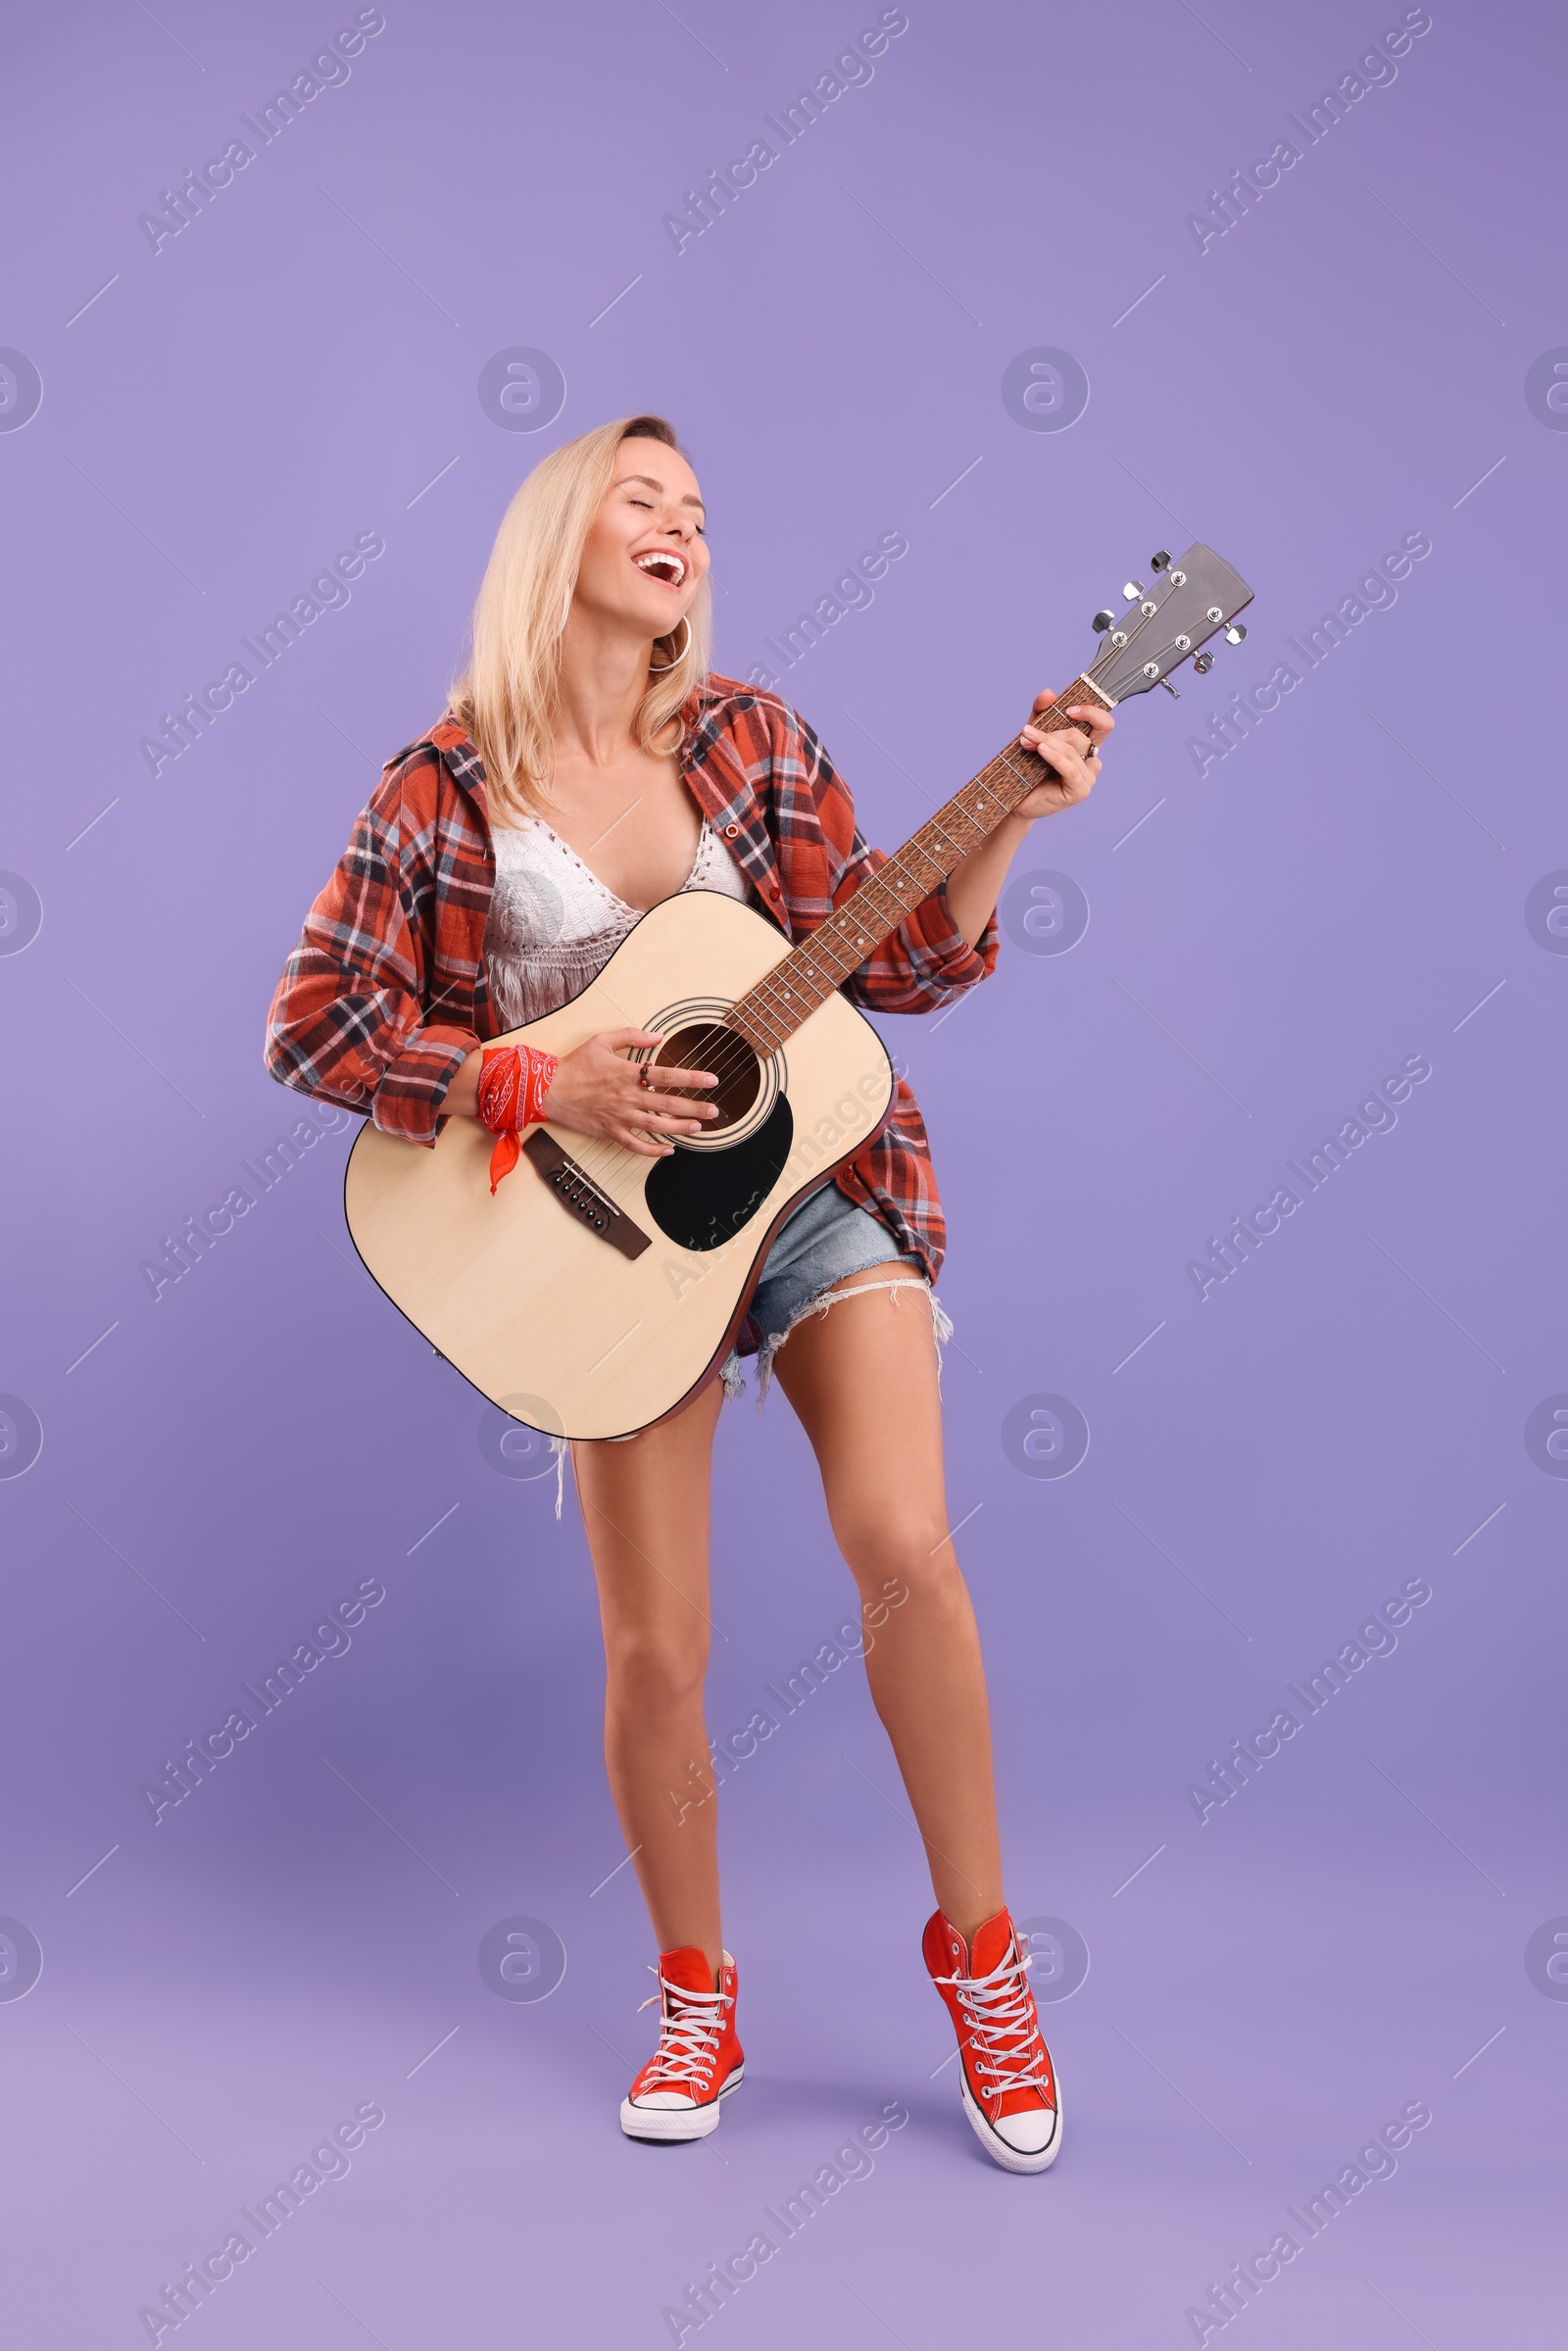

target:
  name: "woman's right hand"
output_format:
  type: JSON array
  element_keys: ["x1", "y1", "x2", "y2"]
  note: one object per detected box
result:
[{"x1": 535, "y1": 1028, "x2": 719, "y2": 1157}]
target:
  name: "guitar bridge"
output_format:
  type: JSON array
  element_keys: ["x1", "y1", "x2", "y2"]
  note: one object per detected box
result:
[{"x1": 522, "y1": 1130, "x2": 651, "y2": 1260}]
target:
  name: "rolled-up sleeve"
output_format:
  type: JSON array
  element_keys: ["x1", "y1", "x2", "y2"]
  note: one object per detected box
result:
[
  {"x1": 265, "y1": 769, "x2": 480, "y2": 1145},
  {"x1": 836, "y1": 839, "x2": 999, "y2": 1012},
  {"x1": 790, "y1": 716, "x2": 1001, "y2": 1012}
]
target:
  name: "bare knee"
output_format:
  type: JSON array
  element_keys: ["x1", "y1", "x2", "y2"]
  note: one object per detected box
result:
[
  {"x1": 605, "y1": 1626, "x2": 710, "y2": 1714},
  {"x1": 833, "y1": 1512, "x2": 972, "y2": 1620}
]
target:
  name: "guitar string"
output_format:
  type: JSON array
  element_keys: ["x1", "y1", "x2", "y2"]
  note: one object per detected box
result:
[
  {"x1": 548, "y1": 744, "x2": 1054, "y2": 1195},
  {"x1": 536, "y1": 678, "x2": 1124, "y2": 1200},
  {"x1": 534, "y1": 837, "x2": 979, "y2": 1201},
  {"x1": 532, "y1": 636, "x2": 1193, "y2": 1200},
  {"x1": 548, "y1": 622, "x2": 1206, "y2": 1199},
  {"x1": 600, "y1": 589, "x2": 1211, "y2": 1146},
  {"x1": 541, "y1": 807, "x2": 986, "y2": 1192},
  {"x1": 664, "y1": 680, "x2": 1117, "y2": 1102},
  {"x1": 538, "y1": 723, "x2": 1082, "y2": 1205}
]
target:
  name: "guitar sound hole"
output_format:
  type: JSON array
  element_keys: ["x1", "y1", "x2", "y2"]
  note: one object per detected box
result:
[{"x1": 654, "y1": 1022, "x2": 760, "y2": 1135}]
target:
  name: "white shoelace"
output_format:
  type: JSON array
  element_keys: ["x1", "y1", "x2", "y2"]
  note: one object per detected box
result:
[
  {"x1": 940, "y1": 1941, "x2": 1051, "y2": 2100},
  {"x1": 635, "y1": 1967, "x2": 729, "y2": 2087}
]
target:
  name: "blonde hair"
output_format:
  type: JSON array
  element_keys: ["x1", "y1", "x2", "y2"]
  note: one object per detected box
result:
[{"x1": 450, "y1": 413, "x2": 711, "y2": 818}]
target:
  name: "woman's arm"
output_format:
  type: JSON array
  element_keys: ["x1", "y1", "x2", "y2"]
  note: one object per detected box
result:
[
  {"x1": 265, "y1": 760, "x2": 481, "y2": 1143},
  {"x1": 943, "y1": 692, "x2": 1111, "y2": 947},
  {"x1": 787, "y1": 716, "x2": 996, "y2": 1017},
  {"x1": 787, "y1": 694, "x2": 1108, "y2": 1010},
  {"x1": 442, "y1": 1049, "x2": 482, "y2": 1120}
]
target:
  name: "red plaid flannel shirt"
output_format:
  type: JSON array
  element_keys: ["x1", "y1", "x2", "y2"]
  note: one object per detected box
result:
[{"x1": 266, "y1": 674, "x2": 1000, "y2": 1287}]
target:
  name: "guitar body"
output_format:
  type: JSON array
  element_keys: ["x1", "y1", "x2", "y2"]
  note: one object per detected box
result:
[
  {"x1": 339, "y1": 544, "x2": 1255, "y2": 1446},
  {"x1": 343, "y1": 889, "x2": 896, "y2": 1441}
]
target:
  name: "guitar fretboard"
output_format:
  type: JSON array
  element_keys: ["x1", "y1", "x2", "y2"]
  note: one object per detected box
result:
[{"x1": 726, "y1": 676, "x2": 1113, "y2": 1056}]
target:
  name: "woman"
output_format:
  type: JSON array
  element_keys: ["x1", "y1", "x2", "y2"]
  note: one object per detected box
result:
[{"x1": 267, "y1": 415, "x2": 1108, "y2": 2173}]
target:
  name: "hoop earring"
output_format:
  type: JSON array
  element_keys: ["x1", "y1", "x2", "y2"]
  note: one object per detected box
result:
[{"x1": 648, "y1": 613, "x2": 692, "y2": 672}]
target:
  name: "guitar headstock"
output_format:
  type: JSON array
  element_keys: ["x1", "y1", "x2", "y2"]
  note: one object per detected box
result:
[{"x1": 1083, "y1": 543, "x2": 1253, "y2": 704}]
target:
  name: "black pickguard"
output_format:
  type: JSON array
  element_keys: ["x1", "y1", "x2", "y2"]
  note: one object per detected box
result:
[{"x1": 643, "y1": 1096, "x2": 795, "y2": 1252}]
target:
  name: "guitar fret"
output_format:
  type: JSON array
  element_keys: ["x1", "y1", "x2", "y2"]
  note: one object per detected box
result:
[{"x1": 727, "y1": 675, "x2": 1112, "y2": 1053}]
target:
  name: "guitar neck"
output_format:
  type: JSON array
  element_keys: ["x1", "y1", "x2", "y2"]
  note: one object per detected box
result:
[{"x1": 726, "y1": 674, "x2": 1112, "y2": 1055}]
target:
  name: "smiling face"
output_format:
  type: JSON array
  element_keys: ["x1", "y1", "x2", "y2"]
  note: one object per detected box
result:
[{"x1": 571, "y1": 436, "x2": 710, "y2": 643}]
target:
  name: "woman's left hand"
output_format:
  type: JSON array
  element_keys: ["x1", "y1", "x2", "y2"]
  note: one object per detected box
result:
[{"x1": 1010, "y1": 689, "x2": 1115, "y2": 819}]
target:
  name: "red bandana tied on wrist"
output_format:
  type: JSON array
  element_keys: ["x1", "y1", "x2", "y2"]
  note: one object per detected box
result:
[{"x1": 478, "y1": 1043, "x2": 560, "y2": 1195}]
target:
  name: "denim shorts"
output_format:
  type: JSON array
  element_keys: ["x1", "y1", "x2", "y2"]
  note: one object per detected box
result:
[
  {"x1": 571, "y1": 1186, "x2": 953, "y2": 1479},
  {"x1": 719, "y1": 1181, "x2": 952, "y2": 1404}
]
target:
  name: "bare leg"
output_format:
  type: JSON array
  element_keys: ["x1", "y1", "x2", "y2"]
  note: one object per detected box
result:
[
  {"x1": 769, "y1": 1272, "x2": 1005, "y2": 1940},
  {"x1": 570, "y1": 1378, "x2": 725, "y2": 1981}
]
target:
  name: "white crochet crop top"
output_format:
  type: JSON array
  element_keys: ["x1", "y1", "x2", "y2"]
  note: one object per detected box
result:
[{"x1": 483, "y1": 810, "x2": 755, "y2": 1030}]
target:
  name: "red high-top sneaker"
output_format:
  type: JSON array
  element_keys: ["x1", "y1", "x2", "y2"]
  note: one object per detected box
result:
[
  {"x1": 620, "y1": 1947, "x2": 744, "y2": 2141},
  {"x1": 923, "y1": 1906, "x2": 1061, "y2": 2172}
]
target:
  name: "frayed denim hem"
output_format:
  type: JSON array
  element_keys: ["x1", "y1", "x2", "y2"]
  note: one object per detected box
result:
[
  {"x1": 547, "y1": 1435, "x2": 568, "y2": 1519},
  {"x1": 725, "y1": 1278, "x2": 954, "y2": 1410},
  {"x1": 550, "y1": 1285, "x2": 954, "y2": 1510}
]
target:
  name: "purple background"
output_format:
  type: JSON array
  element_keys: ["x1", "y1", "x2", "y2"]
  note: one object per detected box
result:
[{"x1": 3, "y1": 1, "x2": 1564, "y2": 2343}]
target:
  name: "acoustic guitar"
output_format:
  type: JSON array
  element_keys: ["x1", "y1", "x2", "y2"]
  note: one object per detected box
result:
[{"x1": 344, "y1": 543, "x2": 1252, "y2": 1440}]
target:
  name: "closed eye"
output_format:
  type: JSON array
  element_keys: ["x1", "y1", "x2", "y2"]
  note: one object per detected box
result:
[{"x1": 627, "y1": 493, "x2": 704, "y2": 536}]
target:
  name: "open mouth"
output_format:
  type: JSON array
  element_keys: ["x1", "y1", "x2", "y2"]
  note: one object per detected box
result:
[{"x1": 634, "y1": 549, "x2": 687, "y2": 588}]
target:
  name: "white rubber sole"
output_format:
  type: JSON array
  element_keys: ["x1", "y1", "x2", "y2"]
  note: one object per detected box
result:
[
  {"x1": 620, "y1": 2066, "x2": 745, "y2": 2142},
  {"x1": 958, "y1": 2072, "x2": 1062, "y2": 2174}
]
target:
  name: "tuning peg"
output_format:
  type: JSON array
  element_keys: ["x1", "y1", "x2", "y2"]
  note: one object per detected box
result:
[
  {"x1": 1151, "y1": 551, "x2": 1171, "y2": 571},
  {"x1": 1092, "y1": 609, "x2": 1116, "y2": 633},
  {"x1": 1224, "y1": 622, "x2": 1247, "y2": 645},
  {"x1": 1192, "y1": 651, "x2": 1214, "y2": 674},
  {"x1": 1122, "y1": 579, "x2": 1145, "y2": 602}
]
